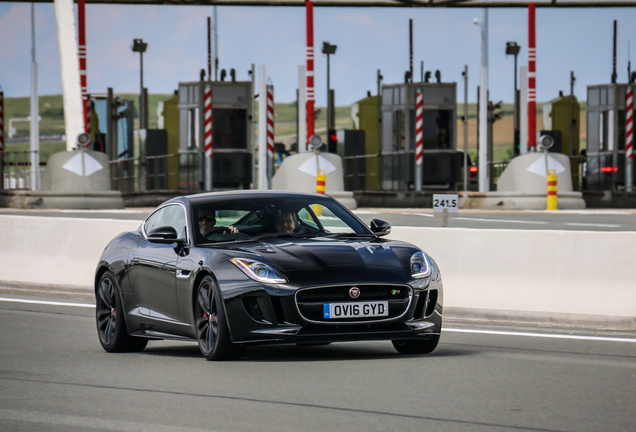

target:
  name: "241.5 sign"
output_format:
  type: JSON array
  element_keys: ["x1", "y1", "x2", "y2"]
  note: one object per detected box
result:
[{"x1": 433, "y1": 194, "x2": 458, "y2": 213}]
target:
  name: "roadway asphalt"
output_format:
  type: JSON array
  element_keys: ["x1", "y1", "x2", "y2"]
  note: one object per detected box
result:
[
  {"x1": 0, "y1": 295, "x2": 635, "y2": 432},
  {"x1": 1, "y1": 207, "x2": 636, "y2": 231}
]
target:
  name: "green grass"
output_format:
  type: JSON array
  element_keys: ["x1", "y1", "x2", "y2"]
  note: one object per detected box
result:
[
  {"x1": 3, "y1": 94, "x2": 585, "y2": 153},
  {"x1": 4, "y1": 141, "x2": 67, "y2": 163}
]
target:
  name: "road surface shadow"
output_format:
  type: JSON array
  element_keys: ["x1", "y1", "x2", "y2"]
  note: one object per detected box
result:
[{"x1": 140, "y1": 341, "x2": 479, "y2": 362}]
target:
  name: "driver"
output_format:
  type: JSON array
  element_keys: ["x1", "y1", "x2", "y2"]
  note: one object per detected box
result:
[
  {"x1": 199, "y1": 209, "x2": 238, "y2": 236},
  {"x1": 274, "y1": 210, "x2": 297, "y2": 234}
]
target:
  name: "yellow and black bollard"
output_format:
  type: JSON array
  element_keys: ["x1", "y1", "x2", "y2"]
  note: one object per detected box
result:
[
  {"x1": 547, "y1": 169, "x2": 558, "y2": 210},
  {"x1": 315, "y1": 169, "x2": 326, "y2": 215}
]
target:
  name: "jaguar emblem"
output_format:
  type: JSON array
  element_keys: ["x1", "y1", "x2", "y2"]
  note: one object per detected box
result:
[{"x1": 349, "y1": 287, "x2": 361, "y2": 299}]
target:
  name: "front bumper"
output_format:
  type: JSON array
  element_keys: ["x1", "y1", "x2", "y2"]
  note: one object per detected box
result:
[{"x1": 224, "y1": 281, "x2": 443, "y2": 345}]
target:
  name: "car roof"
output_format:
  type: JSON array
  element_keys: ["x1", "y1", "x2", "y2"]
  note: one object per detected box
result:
[{"x1": 163, "y1": 190, "x2": 335, "y2": 207}]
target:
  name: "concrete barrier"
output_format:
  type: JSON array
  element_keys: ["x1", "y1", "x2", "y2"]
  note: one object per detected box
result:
[
  {"x1": 0, "y1": 215, "x2": 140, "y2": 289},
  {"x1": 391, "y1": 227, "x2": 636, "y2": 329},
  {"x1": 1, "y1": 215, "x2": 634, "y2": 329}
]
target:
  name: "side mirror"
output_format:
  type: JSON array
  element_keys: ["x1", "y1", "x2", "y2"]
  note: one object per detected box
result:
[
  {"x1": 147, "y1": 226, "x2": 184, "y2": 244},
  {"x1": 370, "y1": 219, "x2": 391, "y2": 237}
]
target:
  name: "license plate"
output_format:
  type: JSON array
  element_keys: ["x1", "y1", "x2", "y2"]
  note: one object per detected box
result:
[{"x1": 323, "y1": 301, "x2": 388, "y2": 319}]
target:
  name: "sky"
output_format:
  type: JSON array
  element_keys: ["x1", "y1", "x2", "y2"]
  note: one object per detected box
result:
[{"x1": 1, "y1": 2, "x2": 636, "y2": 106}]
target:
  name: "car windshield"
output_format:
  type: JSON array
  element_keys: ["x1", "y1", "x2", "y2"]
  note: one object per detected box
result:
[{"x1": 192, "y1": 196, "x2": 373, "y2": 245}]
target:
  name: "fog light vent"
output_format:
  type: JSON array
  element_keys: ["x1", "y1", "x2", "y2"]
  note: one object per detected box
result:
[
  {"x1": 424, "y1": 290, "x2": 438, "y2": 317},
  {"x1": 413, "y1": 291, "x2": 428, "y2": 320},
  {"x1": 243, "y1": 297, "x2": 264, "y2": 322}
]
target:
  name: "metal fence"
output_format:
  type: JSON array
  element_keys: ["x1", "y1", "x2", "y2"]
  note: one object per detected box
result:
[
  {"x1": 109, "y1": 156, "x2": 138, "y2": 194},
  {"x1": 109, "y1": 153, "x2": 194, "y2": 193},
  {"x1": 1, "y1": 150, "x2": 40, "y2": 190},
  {"x1": 147, "y1": 154, "x2": 177, "y2": 191},
  {"x1": 489, "y1": 159, "x2": 510, "y2": 188}
]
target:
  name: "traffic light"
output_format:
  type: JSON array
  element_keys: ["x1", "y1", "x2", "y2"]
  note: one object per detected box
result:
[{"x1": 327, "y1": 128, "x2": 338, "y2": 153}]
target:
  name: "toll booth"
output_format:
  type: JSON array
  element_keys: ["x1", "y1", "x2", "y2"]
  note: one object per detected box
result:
[
  {"x1": 586, "y1": 84, "x2": 636, "y2": 191},
  {"x1": 178, "y1": 80, "x2": 254, "y2": 190},
  {"x1": 90, "y1": 93, "x2": 136, "y2": 193},
  {"x1": 542, "y1": 92, "x2": 581, "y2": 189},
  {"x1": 380, "y1": 82, "x2": 458, "y2": 191},
  {"x1": 90, "y1": 94, "x2": 134, "y2": 159},
  {"x1": 346, "y1": 83, "x2": 460, "y2": 192},
  {"x1": 349, "y1": 95, "x2": 379, "y2": 190},
  {"x1": 157, "y1": 94, "x2": 179, "y2": 190}
]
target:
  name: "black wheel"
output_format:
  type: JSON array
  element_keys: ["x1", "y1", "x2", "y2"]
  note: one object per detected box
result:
[
  {"x1": 195, "y1": 275, "x2": 245, "y2": 361},
  {"x1": 392, "y1": 334, "x2": 440, "y2": 355},
  {"x1": 96, "y1": 271, "x2": 148, "y2": 353}
]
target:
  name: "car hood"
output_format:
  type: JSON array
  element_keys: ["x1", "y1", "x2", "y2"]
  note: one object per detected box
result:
[{"x1": 221, "y1": 237, "x2": 420, "y2": 286}]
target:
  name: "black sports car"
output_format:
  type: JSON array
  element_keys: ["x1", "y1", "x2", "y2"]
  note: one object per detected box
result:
[{"x1": 95, "y1": 191, "x2": 443, "y2": 360}]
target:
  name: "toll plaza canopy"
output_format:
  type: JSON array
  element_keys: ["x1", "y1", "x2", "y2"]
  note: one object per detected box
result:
[{"x1": 12, "y1": 0, "x2": 636, "y2": 7}]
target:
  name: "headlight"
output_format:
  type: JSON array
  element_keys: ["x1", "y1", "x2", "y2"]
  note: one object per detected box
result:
[
  {"x1": 230, "y1": 258, "x2": 287, "y2": 284},
  {"x1": 410, "y1": 251, "x2": 432, "y2": 278}
]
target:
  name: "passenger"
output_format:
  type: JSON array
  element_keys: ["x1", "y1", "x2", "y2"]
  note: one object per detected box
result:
[
  {"x1": 199, "y1": 209, "x2": 238, "y2": 236},
  {"x1": 274, "y1": 210, "x2": 297, "y2": 234}
]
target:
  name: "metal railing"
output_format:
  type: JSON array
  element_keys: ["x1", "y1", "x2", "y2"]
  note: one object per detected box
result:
[
  {"x1": 342, "y1": 154, "x2": 380, "y2": 191},
  {"x1": 146, "y1": 154, "x2": 177, "y2": 191},
  {"x1": 109, "y1": 153, "x2": 195, "y2": 194},
  {"x1": 109, "y1": 156, "x2": 138, "y2": 194},
  {"x1": 489, "y1": 159, "x2": 510, "y2": 187},
  {"x1": 1, "y1": 150, "x2": 40, "y2": 190}
]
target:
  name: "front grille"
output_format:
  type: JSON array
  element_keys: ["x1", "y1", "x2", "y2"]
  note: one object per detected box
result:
[
  {"x1": 296, "y1": 285, "x2": 409, "y2": 302},
  {"x1": 296, "y1": 284, "x2": 411, "y2": 323}
]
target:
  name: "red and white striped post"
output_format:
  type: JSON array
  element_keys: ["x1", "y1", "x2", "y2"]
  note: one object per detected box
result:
[
  {"x1": 305, "y1": 0, "x2": 315, "y2": 146},
  {"x1": 0, "y1": 90, "x2": 4, "y2": 153},
  {"x1": 204, "y1": 84, "x2": 213, "y2": 191},
  {"x1": 266, "y1": 85, "x2": 275, "y2": 185},
  {"x1": 415, "y1": 90, "x2": 424, "y2": 192},
  {"x1": 0, "y1": 90, "x2": 4, "y2": 190},
  {"x1": 528, "y1": 3, "x2": 537, "y2": 150},
  {"x1": 626, "y1": 87, "x2": 633, "y2": 192},
  {"x1": 78, "y1": 0, "x2": 90, "y2": 148}
]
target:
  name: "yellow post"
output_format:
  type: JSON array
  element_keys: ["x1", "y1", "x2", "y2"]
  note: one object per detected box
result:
[
  {"x1": 547, "y1": 169, "x2": 558, "y2": 210},
  {"x1": 314, "y1": 169, "x2": 326, "y2": 216}
]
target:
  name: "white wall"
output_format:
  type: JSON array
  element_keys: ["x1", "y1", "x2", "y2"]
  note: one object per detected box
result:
[{"x1": 1, "y1": 215, "x2": 634, "y2": 326}]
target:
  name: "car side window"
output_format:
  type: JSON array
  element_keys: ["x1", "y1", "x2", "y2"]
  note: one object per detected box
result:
[
  {"x1": 144, "y1": 205, "x2": 187, "y2": 239},
  {"x1": 297, "y1": 208, "x2": 319, "y2": 230}
]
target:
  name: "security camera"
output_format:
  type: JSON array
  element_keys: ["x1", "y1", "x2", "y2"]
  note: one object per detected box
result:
[
  {"x1": 76, "y1": 133, "x2": 91, "y2": 147},
  {"x1": 309, "y1": 134, "x2": 323, "y2": 152},
  {"x1": 538, "y1": 134, "x2": 555, "y2": 151}
]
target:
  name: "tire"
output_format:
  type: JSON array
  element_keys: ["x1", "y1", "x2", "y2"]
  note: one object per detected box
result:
[
  {"x1": 195, "y1": 275, "x2": 245, "y2": 361},
  {"x1": 96, "y1": 271, "x2": 148, "y2": 353},
  {"x1": 392, "y1": 334, "x2": 440, "y2": 355}
]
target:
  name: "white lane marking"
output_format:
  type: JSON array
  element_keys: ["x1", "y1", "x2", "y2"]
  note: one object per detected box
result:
[
  {"x1": 565, "y1": 222, "x2": 622, "y2": 228},
  {"x1": 0, "y1": 297, "x2": 94, "y2": 308},
  {"x1": 454, "y1": 217, "x2": 548, "y2": 224},
  {"x1": 2, "y1": 297, "x2": 635, "y2": 344},
  {"x1": 352, "y1": 210, "x2": 377, "y2": 215},
  {"x1": 444, "y1": 328, "x2": 636, "y2": 343},
  {"x1": 0, "y1": 408, "x2": 221, "y2": 432},
  {"x1": 413, "y1": 213, "x2": 435, "y2": 218}
]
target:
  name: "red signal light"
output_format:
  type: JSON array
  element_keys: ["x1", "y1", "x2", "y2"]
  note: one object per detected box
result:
[
  {"x1": 601, "y1": 167, "x2": 618, "y2": 173},
  {"x1": 470, "y1": 166, "x2": 478, "y2": 173}
]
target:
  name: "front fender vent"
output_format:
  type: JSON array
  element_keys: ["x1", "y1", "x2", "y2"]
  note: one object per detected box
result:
[{"x1": 242, "y1": 297, "x2": 264, "y2": 322}]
